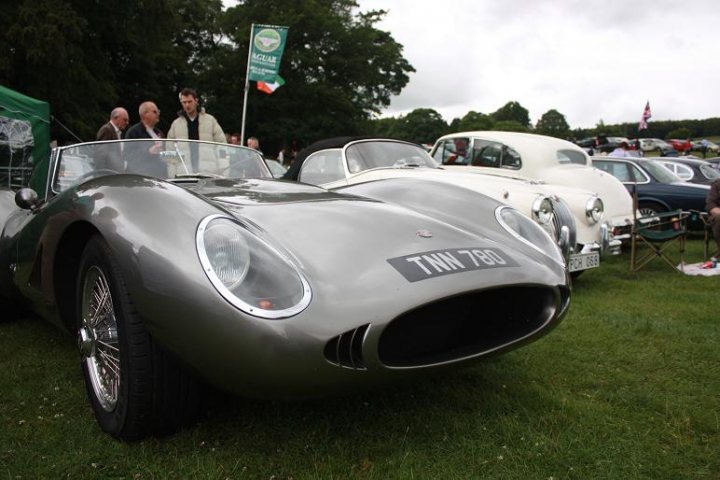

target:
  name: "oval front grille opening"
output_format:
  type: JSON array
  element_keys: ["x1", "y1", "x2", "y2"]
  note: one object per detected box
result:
[{"x1": 378, "y1": 286, "x2": 557, "y2": 368}]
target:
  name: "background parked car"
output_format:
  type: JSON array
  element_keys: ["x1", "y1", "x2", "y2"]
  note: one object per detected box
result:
[
  {"x1": 667, "y1": 139, "x2": 692, "y2": 155},
  {"x1": 638, "y1": 138, "x2": 679, "y2": 156},
  {"x1": 657, "y1": 157, "x2": 720, "y2": 185},
  {"x1": 575, "y1": 136, "x2": 630, "y2": 154},
  {"x1": 431, "y1": 131, "x2": 634, "y2": 242},
  {"x1": 591, "y1": 156, "x2": 709, "y2": 230},
  {"x1": 691, "y1": 139, "x2": 720, "y2": 156}
]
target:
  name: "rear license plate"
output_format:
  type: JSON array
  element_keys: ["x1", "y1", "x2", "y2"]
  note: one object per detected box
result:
[{"x1": 568, "y1": 252, "x2": 600, "y2": 272}]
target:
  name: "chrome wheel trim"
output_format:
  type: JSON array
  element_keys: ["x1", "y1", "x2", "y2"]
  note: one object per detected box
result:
[
  {"x1": 639, "y1": 206, "x2": 660, "y2": 216},
  {"x1": 79, "y1": 265, "x2": 120, "y2": 412}
]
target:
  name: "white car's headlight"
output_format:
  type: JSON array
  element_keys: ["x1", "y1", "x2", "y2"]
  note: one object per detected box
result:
[
  {"x1": 531, "y1": 196, "x2": 554, "y2": 225},
  {"x1": 585, "y1": 196, "x2": 604, "y2": 225},
  {"x1": 496, "y1": 206, "x2": 564, "y2": 265},
  {"x1": 197, "y1": 215, "x2": 311, "y2": 318}
]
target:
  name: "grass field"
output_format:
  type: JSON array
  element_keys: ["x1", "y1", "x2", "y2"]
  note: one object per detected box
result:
[{"x1": 1, "y1": 238, "x2": 718, "y2": 479}]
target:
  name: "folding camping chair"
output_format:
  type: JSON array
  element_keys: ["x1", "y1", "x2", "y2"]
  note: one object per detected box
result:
[{"x1": 629, "y1": 200, "x2": 688, "y2": 273}]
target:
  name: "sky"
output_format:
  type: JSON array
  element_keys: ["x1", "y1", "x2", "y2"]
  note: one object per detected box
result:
[{"x1": 353, "y1": 0, "x2": 719, "y2": 129}]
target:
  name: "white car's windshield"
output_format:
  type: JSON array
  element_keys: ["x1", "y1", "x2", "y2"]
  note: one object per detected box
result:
[
  {"x1": 52, "y1": 139, "x2": 271, "y2": 192},
  {"x1": 345, "y1": 141, "x2": 438, "y2": 173}
]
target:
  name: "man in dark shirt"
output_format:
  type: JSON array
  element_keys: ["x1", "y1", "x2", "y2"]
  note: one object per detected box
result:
[
  {"x1": 124, "y1": 101, "x2": 166, "y2": 177},
  {"x1": 94, "y1": 107, "x2": 129, "y2": 171}
]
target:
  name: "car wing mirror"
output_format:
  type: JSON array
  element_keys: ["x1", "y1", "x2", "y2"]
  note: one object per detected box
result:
[{"x1": 15, "y1": 188, "x2": 42, "y2": 211}]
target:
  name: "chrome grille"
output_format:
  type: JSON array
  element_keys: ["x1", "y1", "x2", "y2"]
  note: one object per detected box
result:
[{"x1": 550, "y1": 197, "x2": 577, "y2": 249}]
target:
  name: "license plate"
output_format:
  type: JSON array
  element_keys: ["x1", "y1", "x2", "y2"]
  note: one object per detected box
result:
[{"x1": 568, "y1": 252, "x2": 600, "y2": 272}]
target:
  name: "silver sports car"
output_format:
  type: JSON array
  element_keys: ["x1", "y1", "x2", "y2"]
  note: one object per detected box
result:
[{"x1": 0, "y1": 139, "x2": 570, "y2": 440}]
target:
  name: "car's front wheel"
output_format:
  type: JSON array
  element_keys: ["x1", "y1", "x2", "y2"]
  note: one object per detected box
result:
[
  {"x1": 638, "y1": 202, "x2": 666, "y2": 217},
  {"x1": 77, "y1": 235, "x2": 200, "y2": 440}
]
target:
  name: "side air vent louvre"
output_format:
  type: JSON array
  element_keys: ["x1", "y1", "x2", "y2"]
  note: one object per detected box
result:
[{"x1": 324, "y1": 324, "x2": 370, "y2": 370}]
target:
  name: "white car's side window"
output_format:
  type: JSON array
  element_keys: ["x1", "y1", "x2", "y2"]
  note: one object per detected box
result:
[
  {"x1": 298, "y1": 150, "x2": 344, "y2": 185},
  {"x1": 469, "y1": 140, "x2": 503, "y2": 168},
  {"x1": 436, "y1": 138, "x2": 470, "y2": 165}
]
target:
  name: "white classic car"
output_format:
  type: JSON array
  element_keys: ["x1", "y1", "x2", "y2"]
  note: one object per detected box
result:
[
  {"x1": 284, "y1": 137, "x2": 612, "y2": 274},
  {"x1": 430, "y1": 131, "x2": 634, "y2": 244}
]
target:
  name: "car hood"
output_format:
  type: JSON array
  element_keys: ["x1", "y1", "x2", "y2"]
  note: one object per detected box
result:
[
  {"x1": 451, "y1": 164, "x2": 634, "y2": 228},
  {"x1": 180, "y1": 177, "x2": 564, "y2": 295}
]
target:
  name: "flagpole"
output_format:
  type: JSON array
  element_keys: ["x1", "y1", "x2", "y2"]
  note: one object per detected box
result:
[{"x1": 240, "y1": 24, "x2": 255, "y2": 147}]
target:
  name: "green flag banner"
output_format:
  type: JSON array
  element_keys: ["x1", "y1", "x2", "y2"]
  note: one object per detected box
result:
[{"x1": 248, "y1": 24, "x2": 289, "y2": 83}]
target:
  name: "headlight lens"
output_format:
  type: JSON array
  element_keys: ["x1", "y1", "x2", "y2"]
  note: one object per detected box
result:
[
  {"x1": 496, "y1": 206, "x2": 564, "y2": 265},
  {"x1": 531, "y1": 196, "x2": 554, "y2": 225},
  {"x1": 197, "y1": 215, "x2": 311, "y2": 318},
  {"x1": 585, "y1": 196, "x2": 604, "y2": 224},
  {"x1": 203, "y1": 221, "x2": 250, "y2": 290}
]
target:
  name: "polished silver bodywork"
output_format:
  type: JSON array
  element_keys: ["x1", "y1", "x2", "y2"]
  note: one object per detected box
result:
[{"x1": 0, "y1": 139, "x2": 570, "y2": 399}]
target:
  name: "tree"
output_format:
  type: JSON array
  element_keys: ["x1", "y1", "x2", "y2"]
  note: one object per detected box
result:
[
  {"x1": 0, "y1": 0, "x2": 225, "y2": 142},
  {"x1": 490, "y1": 101, "x2": 530, "y2": 127},
  {"x1": 491, "y1": 120, "x2": 530, "y2": 133},
  {"x1": 214, "y1": 0, "x2": 414, "y2": 154},
  {"x1": 366, "y1": 116, "x2": 401, "y2": 138},
  {"x1": 391, "y1": 108, "x2": 448, "y2": 144},
  {"x1": 666, "y1": 127, "x2": 691, "y2": 139},
  {"x1": 456, "y1": 111, "x2": 494, "y2": 132},
  {"x1": 535, "y1": 109, "x2": 570, "y2": 139}
]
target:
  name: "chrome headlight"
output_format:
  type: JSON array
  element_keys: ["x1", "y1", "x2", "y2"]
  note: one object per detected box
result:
[
  {"x1": 531, "y1": 195, "x2": 554, "y2": 225},
  {"x1": 585, "y1": 196, "x2": 604, "y2": 225},
  {"x1": 197, "y1": 215, "x2": 311, "y2": 319},
  {"x1": 496, "y1": 206, "x2": 564, "y2": 265}
]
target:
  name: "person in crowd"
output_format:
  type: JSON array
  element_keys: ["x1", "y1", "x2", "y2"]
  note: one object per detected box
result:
[
  {"x1": 124, "y1": 101, "x2": 166, "y2": 177},
  {"x1": 167, "y1": 88, "x2": 225, "y2": 173},
  {"x1": 247, "y1": 136, "x2": 263, "y2": 155},
  {"x1": 125, "y1": 101, "x2": 163, "y2": 140},
  {"x1": 167, "y1": 88, "x2": 225, "y2": 143},
  {"x1": 96, "y1": 107, "x2": 129, "y2": 141},
  {"x1": 706, "y1": 178, "x2": 720, "y2": 257},
  {"x1": 609, "y1": 141, "x2": 632, "y2": 157},
  {"x1": 228, "y1": 133, "x2": 241, "y2": 145},
  {"x1": 94, "y1": 107, "x2": 129, "y2": 171},
  {"x1": 700, "y1": 139, "x2": 709, "y2": 159}
]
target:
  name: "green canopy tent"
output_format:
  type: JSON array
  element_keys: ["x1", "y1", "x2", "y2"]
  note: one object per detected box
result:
[{"x1": 0, "y1": 85, "x2": 50, "y2": 189}]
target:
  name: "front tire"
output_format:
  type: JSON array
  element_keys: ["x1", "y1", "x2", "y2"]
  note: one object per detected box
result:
[
  {"x1": 77, "y1": 235, "x2": 200, "y2": 440},
  {"x1": 638, "y1": 202, "x2": 666, "y2": 217}
]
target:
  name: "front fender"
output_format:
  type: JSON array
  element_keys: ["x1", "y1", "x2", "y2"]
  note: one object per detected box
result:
[{"x1": 12, "y1": 175, "x2": 225, "y2": 330}]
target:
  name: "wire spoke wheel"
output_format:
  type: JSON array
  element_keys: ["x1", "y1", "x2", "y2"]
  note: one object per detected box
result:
[
  {"x1": 76, "y1": 235, "x2": 200, "y2": 440},
  {"x1": 79, "y1": 265, "x2": 120, "y2": 412}
]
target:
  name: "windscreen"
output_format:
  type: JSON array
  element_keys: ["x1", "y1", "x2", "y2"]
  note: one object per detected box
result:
[
  {"x1": 344, "y1": 141, "x2": 438, "y2": 173},
  {"x1": 52, "y1": 139, "x2": 271, "y2": 192}
]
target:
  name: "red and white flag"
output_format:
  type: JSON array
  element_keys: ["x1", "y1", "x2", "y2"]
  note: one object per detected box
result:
[
  {"x1": 257, "y1": 75, "x2": 285, "y2": 95},
  {"x1": 638, "y1": 101, "x2": 651, "y2": 130}
]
